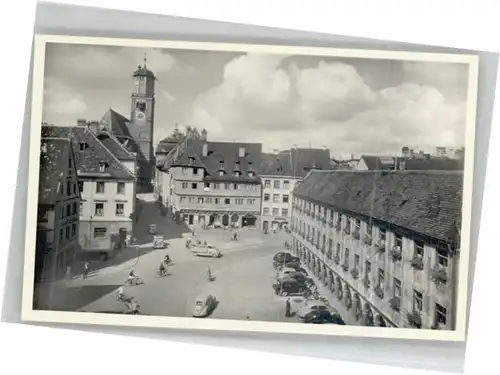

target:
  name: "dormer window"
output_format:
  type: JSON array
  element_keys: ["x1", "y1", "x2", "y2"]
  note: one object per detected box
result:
[
  {"x1": 98, "y1": 161, "x2": 108, "y2": 172},
  {"x1": 219, "y1": 160, "x2": 224, "y2": 168},
  {"x1": 218, "y1": 170, "x2": 225, "y2": 176},
  {"x1": 79, "y1": 142, "x2": 89, "y2": 151},
  {"x1": 188, "y1": 157, "x2": 195, "y2": 165},
  {"x1": 234, "y1": 171, "x2": 241, "y2": 177},
  {"x1": 248, "y1": 171, "x2": 255, "y2": 177}
]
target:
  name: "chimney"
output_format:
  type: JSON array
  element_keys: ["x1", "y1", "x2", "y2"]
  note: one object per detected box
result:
[
  {"x1": 202, "y1": 143, "x2": 208, "y2": 157},
  {"x1": 87, "y1": 120, "x2": 99, "y2": 133},
  {"x1": 77, "y1": 118, "x2": 87, "y2": 127},
  {"x1": 239, "y1": 147, "x2": 245, "y2": 158},
  {"x1": 201, "y1": 128, "x2": 207, "y2": 141},
  {"x1": 402, "y1": 146, "x2": 409, "y2": 158}
]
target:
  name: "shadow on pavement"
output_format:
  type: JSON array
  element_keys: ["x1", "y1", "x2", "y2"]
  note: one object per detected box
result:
[
  {"x1": 133, "y1": 199, "x2": 191, "y2": 245},
  {"x1": 72, "y1": 246, "x2": 157, "y2": 275},
  {"x1": 34, "y1": 284, "x2": 122, "y2": 312}
]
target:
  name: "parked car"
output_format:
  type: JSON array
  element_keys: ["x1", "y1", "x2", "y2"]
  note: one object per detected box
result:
[
  {"x1": 298, "y1": 302, "x2": 330, "y2": 319},
  {"x1": 191, "y1": 245, "x2": 222, "y2": 258},
  {"x1": 273, "y1": 277, "x2": 307, "y2": 296},
  {"x1": 284, "y1": 261, "x2": 301, "y2": 270},
  {"x1": 303, "y1": 309, "x2": 346, "y2": 325},
  {"x1": 192, "y1": 294, "x2": 217, "y2": 318},
  {"x1": 273, "y1": 252, "x2": 300, "y2": 264},
  {"x1": 277, "y1": 267, "x2": 297, "y2": 278}
]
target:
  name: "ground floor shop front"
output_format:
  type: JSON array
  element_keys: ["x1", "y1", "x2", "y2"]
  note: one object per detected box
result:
[
  {"x1": 177, "y1": 210, "x2": 260, "y2": 229},
  {"x1": 78, "y1": 219, "x2": 133, "y2": 256}
]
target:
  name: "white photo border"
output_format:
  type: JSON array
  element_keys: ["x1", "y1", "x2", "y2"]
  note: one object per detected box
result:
[{"x1": 21, "y1": 34, "x2": 480, "y2": 342}]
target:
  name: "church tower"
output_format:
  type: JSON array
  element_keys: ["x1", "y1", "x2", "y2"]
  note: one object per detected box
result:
[{"x1": 130, "y1": 55, "x2": 156, "y2": 185}]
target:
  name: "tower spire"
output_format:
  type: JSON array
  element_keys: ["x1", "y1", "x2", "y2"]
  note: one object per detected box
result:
[{"x1": 143, "y1": 52, "x2": 147, "y2": 68}]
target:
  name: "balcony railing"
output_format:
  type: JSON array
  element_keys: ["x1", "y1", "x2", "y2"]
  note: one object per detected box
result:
[
  {"x1": 363, "y1": 234, "x2": 372, "y2": 246},
  {"x1": 390, "y1": 246, "x2": 402, "y2": 262},
  {"x1": 352, "y1": 229, "x2": 360, "y2": 240},
  {"x1": 431, "y1": 265, "x2": 448, "y2": 284}
]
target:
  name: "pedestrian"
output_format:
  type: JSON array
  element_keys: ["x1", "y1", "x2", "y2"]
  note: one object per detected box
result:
[
  {"x1": 285, "y1": 297, "x2": 291, "y2": 317},
  {"x1": 83, "y1": 261, "x2": 90, "y2": 279},
  {"x1": 65, "y1": 265, "x2": 71, "y2": 280}
]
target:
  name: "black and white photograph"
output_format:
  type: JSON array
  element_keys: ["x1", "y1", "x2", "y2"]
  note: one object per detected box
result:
[{"x1": 21, "y1": 35, "x2": 478, "y2": 341}]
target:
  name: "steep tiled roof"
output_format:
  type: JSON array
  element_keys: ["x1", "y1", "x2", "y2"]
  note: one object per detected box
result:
[
  {"x1": 165, "y1": 139, "x2": 263, "y2": 183},
  {"x1": 96, "y1": 129, "x2": 136, "y2": 161},
  {"x1": 294, "y1": 170, "x2": 463, "y2": 242},
  {"x1": 404, "y1": 157, "x2": 464, "y2": 171},
  {"x1": 100, "y1": 109, "x2": 133, "y2": 139},
  {"x1": 38, "y1": 138, "x2": 72, "y2": 204},
  {"x1": 260, "y1": 148, "x2": 332, "y2": 177},
  {"x1": 41, "y1": 125, "x2": 135, "y2": 180},
  {"x1": 359, "y1": 155, "x2": 396, "y2": 170}
]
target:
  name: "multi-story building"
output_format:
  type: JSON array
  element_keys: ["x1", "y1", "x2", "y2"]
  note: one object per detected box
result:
[
  {"x1": 260, "y1": 148, "x2": 331, "y2": 232},
  {"x1": 36, "y1": 137, "x2": 80, "y2": 282},
  {"x1": 156, "y1": 131, "x2": 263, "y2": 228},
  {"x1": 290, "y1": 170, "x2": 462, "y2": 330},
  {"x1": 41, "y1": 123, "x2": 137, "y2": 258}
]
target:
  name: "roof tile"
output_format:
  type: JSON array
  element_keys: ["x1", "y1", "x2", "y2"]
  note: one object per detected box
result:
[
  {"x1": 41, "y1": 125, "x2": 135, "y2": 180},
  {"x1": 293, "y1": 170, "x2": 463, "y2": 242}
]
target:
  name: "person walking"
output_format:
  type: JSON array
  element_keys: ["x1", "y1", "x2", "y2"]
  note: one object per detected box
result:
[
  {"x1": 82, "y1": 261, "x2": 90, "y2": 279},
  {"x1": 285, "y1": 297, "x2": 291, "y2": 317}
]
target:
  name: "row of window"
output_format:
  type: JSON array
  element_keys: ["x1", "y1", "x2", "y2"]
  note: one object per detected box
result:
[
  {"x1": 263, "y1": 193, "x2": 289, "y2": 203},
  {"x1": 80, "y1": 201, "x2": 126, "y2": 217},
  {"x1": 180, "y1": 166, "x2": 256, "y2": 178},
  {"x1": 263, "y1": 179, "x2": 291, "y2": 190},
  {"x1": 263, "y1": 207, "x2": 289, "y2": 217},
  {"x1": 58, "y1": 223, "x2": 78, "y2": 244},
  {"x1": 61, "y1": 201, "x2": 79, "y2": 218},
  {"x1": 179, "y1": 196, "x2": 257, "y2": 205},
  {"x1": 84, "y1": 181, "x2": 126, "y2": 195},
  {"x1": 294, "y1": 218, "x2": 449, "y2": 270},
  {"x1": 180, "y1": 181, "x2": 260, "y2": 191},
  {"x1": 299, "y1": 240, "x2": 448, "y2": 326},
  {"x1": 292, "y1": 202, "x2": 450, "y2": 268}
]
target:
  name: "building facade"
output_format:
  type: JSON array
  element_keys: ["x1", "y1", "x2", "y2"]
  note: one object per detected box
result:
[
  {"x1": 290, "y1": 170, "x2": 462, "y2": 330},
  {"x1": 36, "y1": 138, "x2": 80, "y2": 282},
  {"x1": 260, "y1": 148, "x2": 331, "y2": 231},
  {"x1": 41, "y1": 124, "x2": 137, "y2": 257},
  {"x1": 156, "y1": 132, "x2": 263, "y2": 229}
]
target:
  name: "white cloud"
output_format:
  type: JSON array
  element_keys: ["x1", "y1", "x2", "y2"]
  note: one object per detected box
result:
[
  {"x1": 189, "y1": 54, "x2": 468, "y2": 155},
  {"x1": 43, "y1": 78, "x2": 87, "y2": 116}
]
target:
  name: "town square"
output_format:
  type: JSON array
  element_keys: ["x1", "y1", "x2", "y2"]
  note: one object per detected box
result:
[{"x1": 31, "y1": 39, "x2": 470, "y2": 331}]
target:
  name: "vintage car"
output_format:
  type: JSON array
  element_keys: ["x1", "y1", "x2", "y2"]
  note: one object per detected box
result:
[
  {"x1": 297, "y1": 301, "x2": 330, "y2": 319},
  {"x1": 148, "y1": 224, "x2": 157, "y2": 234},
  {"x1": 273, "y1": 252, "x2": 300, "y2": 264},
  {"x1": 191, "y1": 244, "x2": 222, "y2": 258},
  {"x1": 277, "y1": 267, "x2": 297, "y2": 278},
  {"x1": 152, "y1": 235, "x2": 167, "y2": 249},
  {"x1": 192, "y1": 294, "x2": 217, "y2": 318},
  {"x1": 273, "y1": 277, "x2": 307, "y2": 296},
  {"x1": 303, "y1": 309, "x2": 346, "y2": 325}
]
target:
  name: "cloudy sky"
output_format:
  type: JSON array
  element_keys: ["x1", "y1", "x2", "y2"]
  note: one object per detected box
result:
[{"x1": 42, "y1": 42, "x2": 470, "y2": 158}]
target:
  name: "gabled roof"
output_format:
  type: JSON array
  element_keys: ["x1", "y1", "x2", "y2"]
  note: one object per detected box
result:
[
  {"x1": 294, "y1": 170, "x2": 463, "y2": 242},
  {"x1": 41, "y1": 125, "x2": 135, "y2": 180},
  {"x1": 404, "y1": 157, "x2": 464, "y2": 171},
  {"x1": 359, "y1": 155, "x2": 397, "y2": 170},
  {"x1": 95, "y1": 129, "x2": 136, "y2": 161},
  {"x1": 163, "y1": 139, "x2": 263, "y2": 183},
  {"x1": 260, "y1": 148, "x2": 332, "y2": 178},
  {"x1": 38, "y1": 137, "x2": 74, "y2": 205},
  {"x1": 100, "y1": 109, "x2": 133, "y2": 139}
]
